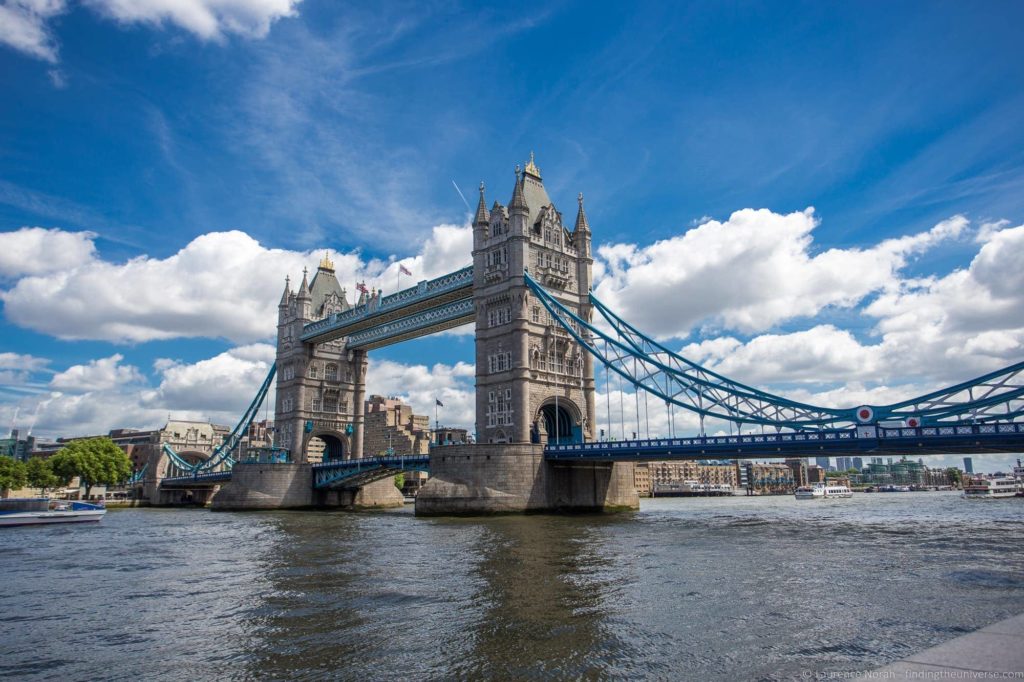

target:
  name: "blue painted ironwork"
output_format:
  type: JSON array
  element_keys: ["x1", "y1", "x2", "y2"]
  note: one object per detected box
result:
[
  {"x1": 160, "y1": 470, "x2": 234, "y2": 487},
  {"x1": 545, "y1": 421, "x2": 1024, "y2": 460},
  {"x1": 344, "y1": 298, "x2": 474, "y2": 349},
  {"x1": 313, "y1": 455, "x2": 430, "y2": 489},
  {"x1": 301, "y1": 266, "x2": 473, "y2": 344},
  {"x1": 162, "y1": 363, "x2": 277, "y2": 478},
  {"x1": 524, "y1": 271, "x2": 1024, "y2": 430},
  {"x1": 126, "y1": 462, "x2": 148, "y2": 485}
]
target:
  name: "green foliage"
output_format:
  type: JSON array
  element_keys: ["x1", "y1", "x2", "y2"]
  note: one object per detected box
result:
[
  {"x1": 49, "y1": 437, "x2": 132, "y2": 497},
  {"x1": 394, "y1": 473, "x2": 405, "y2": 490},
  {"x1": 0, "y1": 455, "x2": 28, "y2": 491},
  {"x1": 945, "y1": 467, "x2": 962, "y2": 485},
  {"x1": 25, "y1": 457, "x2": 61, "y2": 492}
]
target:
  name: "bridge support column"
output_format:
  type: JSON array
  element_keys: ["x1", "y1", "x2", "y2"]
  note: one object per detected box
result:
[
  {"x1": 211, "y1": 463, "x2": 314, "y2": 509},
  {"x1": 315, "y1": 478, "x2": 405, "y2": 509},
  {"x1": 415, "y1": 444, "x2": 638, "y2": 515}
]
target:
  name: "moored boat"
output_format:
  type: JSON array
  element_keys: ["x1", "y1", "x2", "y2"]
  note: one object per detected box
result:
[
  {"x1": 795, "y1": 483, "x2": 853, "y2": 500},
  {"x1": 0, "y1": 498, "x2": 107, "y2": 526},
  {"x1": 962, "y1": 477, "x2": 1019, "y2": 500}
]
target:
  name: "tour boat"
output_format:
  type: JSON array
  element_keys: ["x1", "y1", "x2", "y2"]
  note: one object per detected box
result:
[
  {"x1": 962, "y1": 477, "x2": 1020, "y2": 500},
  {"x1": 0, "y1": 498, "x2": 106, "y2": 526},
  {"x1": 794, "y1": 483, "x2": 853, "y2": 500}
]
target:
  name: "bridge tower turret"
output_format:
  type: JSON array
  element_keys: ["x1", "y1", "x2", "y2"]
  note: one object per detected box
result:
[
  {"x1": 472, "y1": 154, "x2": 596, "y2": 445},
  {"x1": 274, "y1": 257, "x2": 367, "y2": 463}
]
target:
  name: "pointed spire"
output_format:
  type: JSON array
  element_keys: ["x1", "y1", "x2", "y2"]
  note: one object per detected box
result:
[
  {"x1": 524, "y1": 151, "x2": 541, "y2": 179},
  {"x1": 279, "y1": 275, "x2": 292, "y2": 305},
  {"x1": 297, "y1": 267, "x2": 311, "y2": 299},
  {"x1": 474, "y1": 181, "x2": 489, "y2": 225},
  {"x1": 509, "y1": 165, "x2": 528, "y2": 214},
  {"x1": 574, "y1": 192, "x2": 590, "y2": 232}
]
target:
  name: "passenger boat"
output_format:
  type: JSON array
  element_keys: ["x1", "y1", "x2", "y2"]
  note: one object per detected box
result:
[
  {"x1": 794, "y1": 483, "x2": 853, "y2": 500},
  {"x1": 0, "y1": 498, "x2": 107, "y2": 526},
  {"x1": 652, "y1": 481, "x2": 734, "y2": 497},
  {"x1": 962, "y1": 477, "x2": 1020, "y2": 500}
]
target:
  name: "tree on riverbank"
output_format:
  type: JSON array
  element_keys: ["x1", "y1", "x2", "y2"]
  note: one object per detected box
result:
[
  {"x1": 26, "y1": 457, "x2": 61, "y2": 494},
  {"x1": 49, "y1": 438, "x2": 132, "y2": 498},
  {"x1": 0, "y1": 455, "x2": 27, "y2": 492}
]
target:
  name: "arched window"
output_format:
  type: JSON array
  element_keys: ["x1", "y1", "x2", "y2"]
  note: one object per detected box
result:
[{"x1": 325, "y1": 364, "x2": 338, "y2": 381}]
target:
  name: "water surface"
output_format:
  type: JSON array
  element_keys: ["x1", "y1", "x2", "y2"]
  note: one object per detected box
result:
[{"x1": 2, "y1": 492, "x2": 1022, "y2": 680}]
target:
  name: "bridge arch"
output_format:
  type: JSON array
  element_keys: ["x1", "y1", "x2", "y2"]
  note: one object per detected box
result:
[
  {"x1": 535, "y1": 397, "x2": 581, "y2": 445},
  {"x1": 305, "y1": 430, "x2": 349, "y2": 462},
  {"x1": 156, "y1": 449, "x2": 209, "y2": 478}
]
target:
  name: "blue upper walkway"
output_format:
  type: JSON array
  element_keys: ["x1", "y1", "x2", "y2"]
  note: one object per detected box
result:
[{"x1": 300, "y1": 266, "x2": 473, "y2": 349}]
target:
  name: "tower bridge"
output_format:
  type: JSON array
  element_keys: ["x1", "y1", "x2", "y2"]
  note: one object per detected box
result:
[{"x1": 144, "y1": 154, "x2": 1024, "y2": 512}]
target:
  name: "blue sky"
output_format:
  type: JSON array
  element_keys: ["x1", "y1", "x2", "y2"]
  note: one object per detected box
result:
[{"x1": 1, "y1": 1, "x2": 1023, "y2": 470}]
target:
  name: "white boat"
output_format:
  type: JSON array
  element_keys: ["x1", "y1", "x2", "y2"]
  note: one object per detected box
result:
[
  {"x1": 0, "y1": 498, "x2": 107, "y2": 526},
  {"x1": 652, "y1": 480, "x2": 734, "y2": 497},
  {"x1": 963, "y1": 477, "x2": 1020, "y2": 500},
  {"x1": 795, "y1": 483, "x2": 853, "y2": 500}
]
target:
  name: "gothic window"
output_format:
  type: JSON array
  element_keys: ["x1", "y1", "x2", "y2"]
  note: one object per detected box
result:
[
  {"x1": 323, "y1": 396, "x2": 338, "y2": 413},
  {"x1": 311, "y1": 396, "x2": 321, "y2": 412},
  {"x1": 531, "y1": 306, "x2": 540, "y2": 323},
  {"x1": 282, "y1": 397, "x2": 293, "y2": 412},
  {"x1": 283, "y1": 365, "x2": 295, "y2": 381},
  {"x1": 345, "y1": 369, "x2": 353, "y2": 383},
  {"x1": 340, "y1": 399, "x2": 349, "y2": 414},
  {"x1": 308, "y1": 363, "x2": 319, "y2": 379},
  {"x1": 488, "y1": 352, "x2": 512, "y2": 373},
  {"x1": 325, "y1": 364, "x2": 338, "y2": 381}
]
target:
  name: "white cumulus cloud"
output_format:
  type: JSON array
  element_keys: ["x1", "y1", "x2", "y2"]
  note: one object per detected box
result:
[
  {"x1": 0, "y1": 226, "x2": 96, "y2": 278},
  {"x1": 593, "y1": 209, "x2": 967, "y2": 339},
  {"x1": 0, "y1": 223, "x2": 473, "y2": 344},
  {"x1": 50, "y1": 353, "x2": 143, "y2": 391}
]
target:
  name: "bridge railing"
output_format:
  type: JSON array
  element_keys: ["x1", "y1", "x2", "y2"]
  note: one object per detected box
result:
[
  {"x1": 878, "y1": 423, "x2": 1024, "y2": 438},
  {"x1": 546, "y1": 427, "x2": 859, "y2": 455}
]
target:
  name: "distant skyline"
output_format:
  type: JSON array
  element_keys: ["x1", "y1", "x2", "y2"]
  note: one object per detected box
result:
[{"x1": 2, "y1": 1, "x2": 1023, "y2": 469}]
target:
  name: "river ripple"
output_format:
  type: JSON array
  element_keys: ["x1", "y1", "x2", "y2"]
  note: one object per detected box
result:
[{"x1": 1, "y1": 491, "x2": 1022, "y2": 681}]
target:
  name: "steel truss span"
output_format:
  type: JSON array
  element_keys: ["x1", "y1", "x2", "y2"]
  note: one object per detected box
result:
[
  {"x1": 313, "y1": 455, "x2": 430, "y2": 489},
  {"x1": 162, "y1": 364, "x2": 277, "y2": 478},
  {"x1": 523, "y1": 272, "x2": 1024, "y2": 430}
]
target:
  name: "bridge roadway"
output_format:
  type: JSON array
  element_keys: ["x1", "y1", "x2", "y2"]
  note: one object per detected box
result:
[
  {"x1": 158, "y1": 422, "x2": 1023, "y2": 490},
  {"x1": 544, "y1": 422, "x2": 1024, "y2": 461}
]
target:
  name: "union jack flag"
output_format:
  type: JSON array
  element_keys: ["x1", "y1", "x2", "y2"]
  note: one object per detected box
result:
[
  {"x1": 399, "y1": 264, "x2": 412, "y2": 276},
  {"x1": 356, "y1": 282, "x2": 368, "y2": 294}
]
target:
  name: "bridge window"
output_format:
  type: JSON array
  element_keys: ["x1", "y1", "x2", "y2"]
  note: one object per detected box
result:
[
  {"x1": 488, "y1": 307, "x2": 511, "y2": 327},
  {"x1": 488, "y1": 352, "x2": 512, "y2": 373},
  {"x1": 345, "y1": 369, "x2": 353, "y2": 383},
  {"x1": 325, "y1": 364, "x2": 338, "y2": 381},
  {"x1": 283, "y1": 365, "x2": 294, "y2": 381},
  {"x1": 323, "y1": 397, "x2": 337, "y2": 412},
  {"x1": 308, "y1": 363, "x2": 319, "y2": 379},
  {"x1": 340, "y1": 399, "x2": 349, "y2": 414},
  {"x1": 311, "y1": 396, "x2": 321, "y2": 412},
  {"x1": 282, "y1": 397, "x2": 293, "y2": 412},
  {"x1": 487, "y1": 388, "x2": 513, "y2": 427}
]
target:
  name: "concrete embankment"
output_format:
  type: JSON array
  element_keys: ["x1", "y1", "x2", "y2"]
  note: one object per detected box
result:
[{"x1": 859, "y1": 612, "x2": 1024, "y2": 679}]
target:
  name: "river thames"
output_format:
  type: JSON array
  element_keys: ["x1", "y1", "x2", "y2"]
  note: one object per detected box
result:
[{"x1": 2, "y1": 491, "x2": 1022, "y2": 680}]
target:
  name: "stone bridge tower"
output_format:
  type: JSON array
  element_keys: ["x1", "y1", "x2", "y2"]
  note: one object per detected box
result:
[
  {"x1": 472, "y1": 154, "x2": 596, "y2": 445},
  {"x1": 275, "y1": 256, "x2": 368, "y2": 462}
]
